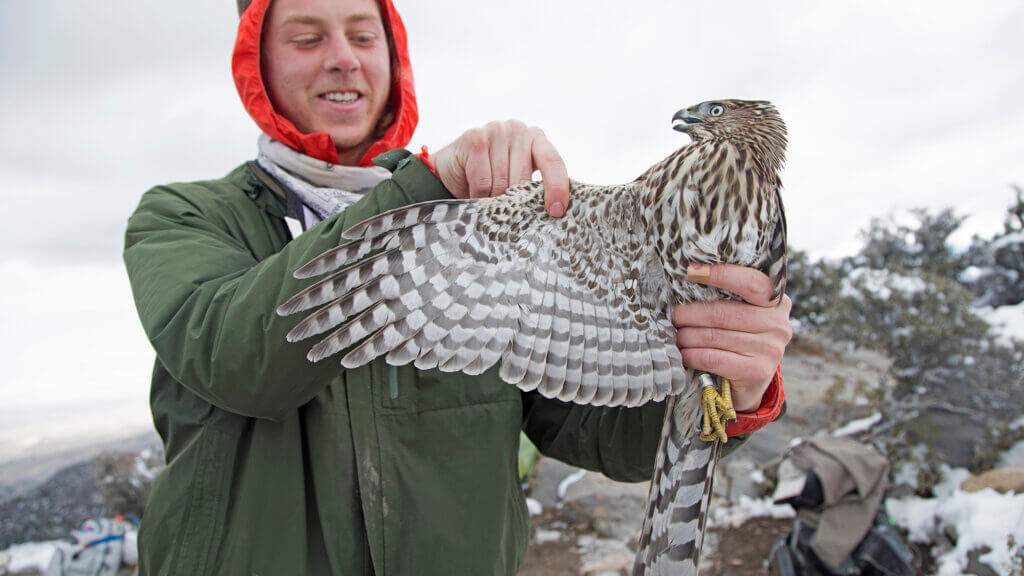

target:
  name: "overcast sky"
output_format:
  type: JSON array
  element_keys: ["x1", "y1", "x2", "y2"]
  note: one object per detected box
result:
[
  {"x1": 1, "y1": 0, "x2": 1022, "y2": 264},
  {"x1": 0, "y1": 1, "x2": 1021, "y2": 452}
]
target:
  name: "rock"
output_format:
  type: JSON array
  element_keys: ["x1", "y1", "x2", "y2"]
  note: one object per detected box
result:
[
  {"x1": 0, "y1": 460, "x2": 108, "y2": 549},
  {"x1": 960, "y1": 465, "x2": 1024, "y2": 494},
  {"x1": 563, "y1": 492, "x2": 647, "y2": 542},
  {"x1": 529, "y1": 458, "x2": 581, "y2": 509},
  {"x1": 555, "y1": 471, "x2": 649, "y2": 542},
  {"x1": 577, "y1": 535, "x2": 633, "y2": 575},
  {"x1": 905, "y1": 407, "x2": 991, "y2": 468},
  {"x1": 715, "y1": 458, "x2": 768, "y2": 501}
]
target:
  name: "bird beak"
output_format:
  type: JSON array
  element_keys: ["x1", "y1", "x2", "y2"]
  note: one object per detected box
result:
[{"x1": 672, "y1": 109, "x2": 703, "y2": 132}]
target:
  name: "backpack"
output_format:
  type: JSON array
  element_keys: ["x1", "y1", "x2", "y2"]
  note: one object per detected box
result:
[{"x1": 44, "y1": 516, "x2": 138, "y2": 576}]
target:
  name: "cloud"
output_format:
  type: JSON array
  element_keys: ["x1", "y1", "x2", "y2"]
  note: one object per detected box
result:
[{"x1": 2, "y1": 0, "x2": 1021, "y2": 262}]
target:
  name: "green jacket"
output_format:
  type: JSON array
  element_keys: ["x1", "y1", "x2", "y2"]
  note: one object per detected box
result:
[{"x1": 124, "y1": 152, "x2": 678, "y2": 575}]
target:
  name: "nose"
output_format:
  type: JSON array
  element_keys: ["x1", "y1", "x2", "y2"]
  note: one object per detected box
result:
[{"x1": 323, "y1": 36, "x2": 359, "y2": 73}]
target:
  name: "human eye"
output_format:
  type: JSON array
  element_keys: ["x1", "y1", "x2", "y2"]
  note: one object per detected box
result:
[
  {"x1": 349, "y1": 32, "x2": 377, "y2": 46},
  {"x1": 292, "y1": 34, "x2": 321, "y2": 47}
]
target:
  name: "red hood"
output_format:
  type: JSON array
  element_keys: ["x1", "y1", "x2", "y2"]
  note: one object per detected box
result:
[{"x1": 232, "y1": 0, "x2": 418, "y2": 166}]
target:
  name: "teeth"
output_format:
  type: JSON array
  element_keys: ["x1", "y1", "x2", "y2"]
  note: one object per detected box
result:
[{"x1": 324, "y1": 92, "x2": 359, "y2": 103}]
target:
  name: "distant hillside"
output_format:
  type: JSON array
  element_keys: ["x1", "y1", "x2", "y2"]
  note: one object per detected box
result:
[{"x1": 0, "y1": 431, "x2": 160, "y2": 505}]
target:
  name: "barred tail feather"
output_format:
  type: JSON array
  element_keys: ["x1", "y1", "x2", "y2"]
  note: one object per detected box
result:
[{"x1": 634, "y1": 390, "x2": 721, "y2": 576}]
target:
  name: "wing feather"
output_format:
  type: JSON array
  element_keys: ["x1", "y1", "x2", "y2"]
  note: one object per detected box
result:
[{"x1": 280, "y1": 180, "x2": 681, "y2": 409}]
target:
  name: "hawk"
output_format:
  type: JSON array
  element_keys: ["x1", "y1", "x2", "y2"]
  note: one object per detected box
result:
[{"x1": 277, "y1": 99, "x2": 788, "y2": 575}]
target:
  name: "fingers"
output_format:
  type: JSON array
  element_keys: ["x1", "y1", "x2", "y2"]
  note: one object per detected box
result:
[
  {"x1": 464, "y1": 127, "x2": 496, "y2": 199},
  {"x1": 672, "y1": 298, "x2": 792, "y2": 335},
  {"x1": 508, "y1": 123, "x2": 536, "y2": 186},
  {"x1": 687, "y1": 263, "x2": 779, "y2": 307},
  {"x1": 530, "y1": 131, "x2": 570, "y2": 218},
  {"x1": 672, "y1": 273, "x2": 792, "y2": 412},
  {"x1": 675, "y1": 327, "x2": 784, "y2": 360},
  {"x1": 485, "y1": 124, "x2": 510, "y2": 198},
  {"x1": 433, "y1": 120, "x2": 570, "y2": 214},
  {"x1": 679, "y1": 348, "x2": 774, "y2": 411}
]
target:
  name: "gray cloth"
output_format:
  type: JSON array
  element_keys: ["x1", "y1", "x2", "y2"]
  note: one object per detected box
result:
[
  {"x1": 779, "y1": 438, "x2": 889, "y2": 571},
  {"x1": 255, "y1": 134, "x2": 392, "y2": 234}
]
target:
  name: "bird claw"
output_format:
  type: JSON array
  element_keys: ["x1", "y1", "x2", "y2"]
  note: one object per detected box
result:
[{"x1": 699, "y1": 374, "x2": 736, "y2": 443}]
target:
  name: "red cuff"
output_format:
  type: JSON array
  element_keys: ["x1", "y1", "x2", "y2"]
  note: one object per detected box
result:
[
  {"x1": 416, "y1": 146, "x2": 440, "y2": 178},
  {"x1": 725, "y1": 365, "x2": 785, "y2": 437}
]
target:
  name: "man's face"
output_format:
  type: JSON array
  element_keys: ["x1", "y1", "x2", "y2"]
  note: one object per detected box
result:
[{"x1": 262, "y1": 0, "x2": 391, "y2": 165}]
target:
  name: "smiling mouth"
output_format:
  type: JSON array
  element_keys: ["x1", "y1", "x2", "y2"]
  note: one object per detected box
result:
[{"x1": 321, "y1": 91, "x2": 361, "y2": 104}]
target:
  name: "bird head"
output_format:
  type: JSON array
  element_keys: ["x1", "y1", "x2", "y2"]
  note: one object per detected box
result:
[{"x1": 672, "y1": 99, "x2": 786, "y2": 144}]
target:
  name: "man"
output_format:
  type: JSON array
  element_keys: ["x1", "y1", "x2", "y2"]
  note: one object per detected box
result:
[{"x1": 123, "y1": 0, "x2": 792, "y2": 573}]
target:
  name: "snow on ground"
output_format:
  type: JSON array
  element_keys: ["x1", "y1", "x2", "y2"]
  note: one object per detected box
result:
[
  {"x1": 2, "y1": 540, "x2": 60, "y2": 573},
  {"x1": 832, "y1": 412, "x2": 882, "y2": 437},
  {"x1": 887, "y1": 466, "x2": 1024, "y2": 576},
  {"x1": 1002, "y1": 442, "x2": 1024, "y2": 467},
  {"x1": 556, "y1": 469, "x2": 587, "y2": 501},
  {"x1": 709, "y1": 496, "x2": 796, "y2": 529},
  {"x1": 534, "y1": 529, "x2": 562, "y2": 544}
]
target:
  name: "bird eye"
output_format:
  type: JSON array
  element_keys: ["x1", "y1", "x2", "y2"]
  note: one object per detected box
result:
[{"x1": 710, "y1": 105, "x2": 725, "y2": 117}]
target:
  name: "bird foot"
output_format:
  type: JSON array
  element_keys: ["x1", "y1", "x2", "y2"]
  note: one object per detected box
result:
[{"x1": 699, "y1": 374, "x2": 736, "y2": 443}]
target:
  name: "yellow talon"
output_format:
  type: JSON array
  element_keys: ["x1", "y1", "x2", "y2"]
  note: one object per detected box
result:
[
  {"x1": 721, "y1": 378, "x2": 737, "y2": 421},
  {"x1": 698, "y1": 373, "x2": 735, "y2": 443}
]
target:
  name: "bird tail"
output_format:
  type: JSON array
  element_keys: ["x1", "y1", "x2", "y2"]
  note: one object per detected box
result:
[{"x1": 633, "y1": 389, "x2": 721, "y2": 576}]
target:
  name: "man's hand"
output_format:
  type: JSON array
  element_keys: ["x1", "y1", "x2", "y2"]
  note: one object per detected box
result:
[
  {"x1": 432, "y1": 120, "x2": 570, "y2": 217},
  {"x1": 673, "y1": 264, "x2": 793, "y2": 413}
]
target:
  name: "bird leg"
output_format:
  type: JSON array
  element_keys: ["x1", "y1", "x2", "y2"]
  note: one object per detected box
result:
[{"x1": 699, "y1": 373, "x2": 736, "y2": 443}]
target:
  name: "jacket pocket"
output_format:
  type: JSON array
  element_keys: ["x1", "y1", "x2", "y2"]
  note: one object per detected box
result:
[{"x1": 376, "y1": 362, "x2": 518, "y2": 414}]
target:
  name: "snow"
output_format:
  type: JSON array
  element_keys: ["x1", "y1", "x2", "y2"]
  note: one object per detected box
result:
[
  {"x1": 534, "y1": 528, "x2": 562, "y2": 544},
  {"x1": 709, "y1": 495, "x2": 795, "y2": 528},
  {"x1": 959, "y1": 265, "x2": 984, "y2": 283},
  {"x1": 526, "y1": 497, "x2": 543, "y2": 516},
  {"x1": 978, "y1": 301, "x2": 1024, "y2": 342},
  {"x1": 991, "y1": 230, "x2": 1024, "y2": 250},
  {"x1": 893, "y1": 462, "x2": 920, "y2": 491},
  {"x1": 832, "y1": 412, "x2": 882, "y2": 437},
  {"x1": 1, "y1": 540, "x2": 60, "y2": 573},
  {"x1": 888, "y1": 467, "x2": 1024, "y2": 575},
  {"x1": 841, "y1": 268, "x2": 928, "y2": 301},
  {"x1": 1001, "y1": 441, "x2": 1024, "y2": 467},
  {"x1": 934, "y1": 466, "x2": 972, "y2": 498},
  {"x1": 556, "y1": 469, "x2": 587, "y2": 501}
]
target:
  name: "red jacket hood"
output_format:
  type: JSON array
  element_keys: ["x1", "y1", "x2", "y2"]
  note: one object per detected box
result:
[{"x1": 232, "y1": 0, "x2": 418, "y2": 166}]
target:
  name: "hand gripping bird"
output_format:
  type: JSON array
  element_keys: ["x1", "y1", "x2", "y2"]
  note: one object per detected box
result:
[{"x1": 277, "y1": 99, "x2": 788, "y2": 575}]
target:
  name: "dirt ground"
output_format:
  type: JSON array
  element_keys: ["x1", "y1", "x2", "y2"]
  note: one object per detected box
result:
[
  {"x1": 518, "y1": 508, "x2": 792, "y2": 576},
  {"x1": 519, "y1": 510, "x2": 582, "y2": 575}
]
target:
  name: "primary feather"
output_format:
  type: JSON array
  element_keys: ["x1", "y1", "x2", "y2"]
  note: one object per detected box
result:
[{"x1": 278, "y1": 99, "x2": 788, "y2": 575}]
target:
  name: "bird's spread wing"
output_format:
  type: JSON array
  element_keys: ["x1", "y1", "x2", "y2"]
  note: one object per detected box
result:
[{"x1": 277, "y1": 180, "x2": 687, "y2": 407}]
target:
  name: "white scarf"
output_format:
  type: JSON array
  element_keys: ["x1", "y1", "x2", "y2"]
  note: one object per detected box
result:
[{"x1": 256, "y1": 133, "x2": 392, "y2": 233}]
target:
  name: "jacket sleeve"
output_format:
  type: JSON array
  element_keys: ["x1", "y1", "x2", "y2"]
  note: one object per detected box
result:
[
  {"x1": 124, "y1": 156, "x2": 449, "y2": 421},
  {"x1": 521, "y1": 395, "x2": 668, "y2": 483}
]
